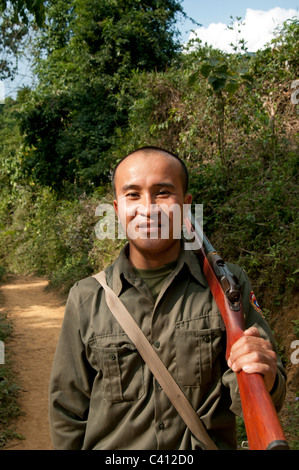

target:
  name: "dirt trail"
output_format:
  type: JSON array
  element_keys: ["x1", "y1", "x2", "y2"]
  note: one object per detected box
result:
[{"x1": 1, "y1": 275, "x2": 66, "y2": 450}]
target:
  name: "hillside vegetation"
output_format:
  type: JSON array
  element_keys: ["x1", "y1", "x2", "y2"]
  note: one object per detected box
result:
[{"x1": 0, "y1": 2, "x2": 298, "y2": 448}]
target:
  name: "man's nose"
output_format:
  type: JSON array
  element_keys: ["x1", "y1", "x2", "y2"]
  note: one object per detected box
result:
[{"x1": 139, "y1": 195, "x2": 158, "y2": 217}]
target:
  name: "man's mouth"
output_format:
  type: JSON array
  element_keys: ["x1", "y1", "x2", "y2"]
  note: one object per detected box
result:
[
  {"x1": 138, "y1": 222, "x2": 161, "y2": 229},
  {"x1": 126, "y1": 215, "x2": 170, "y2": 240},
  {"x1": 135, "y1": 219, "x2": 163, "y2": 238},
  {"x1": 138, "y1": 224, "x2": 161, "y2": 235}
]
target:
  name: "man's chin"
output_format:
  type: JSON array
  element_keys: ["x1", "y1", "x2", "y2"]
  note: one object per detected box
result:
[{"x1": 129, "y1": 237, "x2": 179, "y2": 253}]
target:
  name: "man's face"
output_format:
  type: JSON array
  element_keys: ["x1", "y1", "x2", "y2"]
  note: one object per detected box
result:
[{"x1": 113, "y1": 151, "x2": 192, "y2": 264}]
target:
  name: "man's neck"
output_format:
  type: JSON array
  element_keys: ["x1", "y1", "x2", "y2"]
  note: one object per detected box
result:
[{"x1": 128, "y1": 242, "x2": 181, "y2": 269}]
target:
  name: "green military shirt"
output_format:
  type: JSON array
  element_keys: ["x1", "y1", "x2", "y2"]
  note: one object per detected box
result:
[{"x1": 49, "y1": 244, "x2": 286, "y2": 450}]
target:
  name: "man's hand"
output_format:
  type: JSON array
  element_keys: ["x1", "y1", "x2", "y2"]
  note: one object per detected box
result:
[{"x1": 227, "y1": 327, "x2": 277, "y2": 392}]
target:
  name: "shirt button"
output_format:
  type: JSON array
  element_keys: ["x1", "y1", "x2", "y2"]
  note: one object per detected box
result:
[
  {"x1": 202, "y1": 335, "x2": 211, "y2": 343},
  {"x1": 158, "y1": 421, "x2": 165, "y2": 430},
  {"x1": 155, "y1": 379, "x2": 162, "y2": 390},
  {"x1": 154, "y1": 341, "x2": 160, "y2": 348}
]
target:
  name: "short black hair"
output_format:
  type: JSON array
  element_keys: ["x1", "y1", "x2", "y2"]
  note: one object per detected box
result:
[{"x1": 112, "y1": 146, "x2": 189, "y2": 195}]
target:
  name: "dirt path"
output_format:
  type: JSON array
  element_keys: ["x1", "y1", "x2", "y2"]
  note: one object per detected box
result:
[{"x1": 1, "y1": 275, "x2": 66, "y2": 450}]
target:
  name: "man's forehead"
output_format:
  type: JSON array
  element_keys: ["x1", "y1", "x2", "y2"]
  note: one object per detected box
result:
[{"x1": 115, "y1": 150, "x2": 180, "y2": 176}]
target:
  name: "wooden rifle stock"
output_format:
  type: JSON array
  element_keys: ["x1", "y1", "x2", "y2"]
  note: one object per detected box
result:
[{"x1": 184, "y1": 214, "x2": 288, "y2": 450}]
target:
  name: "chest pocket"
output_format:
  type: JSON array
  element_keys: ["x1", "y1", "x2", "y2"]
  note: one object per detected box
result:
[
  {"x1": 175, "y1": 317, "x2": 224, "y2": 388},
  {"x1": 89, "y1": 334, "x2": 145, "y2": 403}
]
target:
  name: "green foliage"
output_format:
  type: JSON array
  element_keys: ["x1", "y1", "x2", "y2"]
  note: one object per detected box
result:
[
  {"x1": 16, "y1": 0, "x2": 185, "y2": 190},
  {"x1": 0, "y1": 187, "x2": 86, "y2": 273},
  {"x1": 284, "y1": 393, "x2": 299, "y2": 450},
  {"x1": 0, "y1": 311, "x2": 12, "y2": 342},
  {"x1": 0, "y1": 296, "x2": 22, "y2": 447},
  {"x1": 252, "y1": 18, "x2": 299, "y2": 78},
  {"x1": 0, "y1": 362, "x2": 22, "y2": 448},
  {"x1": 188, "y1": 47, "x2": 253, "y2": 160},
  {"x1": 292, "y1": 320, "x2": 299, "y2": 339},
  {"x1": 189, "y1": 150, "x2": 298, "y2": 302},
  {"x1": 0, "y1": 183, "x2": 123, "y2": 292},
  {"x1": 0, "y1": 0, "x2": 46, "y2": 80},
  {"x1": 236, "y1": 416, "x2": 247, "y2": 448},
  {"x1": 0, "y1": 95, "x2": 27, "y2": 187},
  {"x1": 0, "y1": 8, "x2": 28, "y2": 80},
  {"x1": 71, "y1": 0, "x2": 184, "y2": 75},
  {"x1": 0, "y1": 0, "x2": 45, "y2": 26}
]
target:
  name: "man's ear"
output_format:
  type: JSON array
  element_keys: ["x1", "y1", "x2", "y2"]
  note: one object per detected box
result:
[
  {"x1": 184, "y1": 193, "x2": 192, "y2": 205},
  {"x1": 113, "y1": 198, "x2": 118, "y2": 217}
]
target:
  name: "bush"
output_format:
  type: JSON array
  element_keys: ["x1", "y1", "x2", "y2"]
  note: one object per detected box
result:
[
  {"x1": 0, "y1": 267, "x2": 5, "y2": 283},
  {"x1": 0, "y1": 298, "x2": 22, "y2": 447}
]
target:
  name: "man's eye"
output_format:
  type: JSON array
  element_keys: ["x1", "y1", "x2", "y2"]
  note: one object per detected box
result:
[
  {"x1": 157, "y1": 190, "x2": 170, "y2": 196},
  {"x1": 126, "y1": 192, "x2": 139, "y2": 198}
]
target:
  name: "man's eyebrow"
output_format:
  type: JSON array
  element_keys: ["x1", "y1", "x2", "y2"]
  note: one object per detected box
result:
[
  {"x1": 120, "y1": 182, "x2": 176, "y2": 192},
  {"x1": 120, "y1": 184, "x2": 141, "y2": 192},
  {"x1": 154, "y1": 182, "x2": 176, "y2": 189}
]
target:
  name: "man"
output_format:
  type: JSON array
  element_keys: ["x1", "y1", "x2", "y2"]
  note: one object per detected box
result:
[{"x1": 49, "y1": 146, "x2": 286, "y2": 450}]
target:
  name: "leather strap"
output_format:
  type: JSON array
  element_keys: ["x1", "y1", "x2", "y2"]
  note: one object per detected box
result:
[{"x1": 93, "y1": 270, "x2": 218, "y2": 450}]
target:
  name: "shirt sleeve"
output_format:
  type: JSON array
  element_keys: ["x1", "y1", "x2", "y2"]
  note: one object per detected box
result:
[
  {"x1": 49, "y1": 284, "x2": 96, "y2": 450},
  {"x1": 222, "y1": 264, "x2": 287, "y2": 417}
]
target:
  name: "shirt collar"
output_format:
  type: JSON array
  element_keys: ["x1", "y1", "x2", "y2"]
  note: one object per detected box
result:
[
  {"x1": 176, "y1": 247, "x2": 208, "y2": 287},
  {"x1": 111, "y1": 243, "x2": 208, "y2": 296}
]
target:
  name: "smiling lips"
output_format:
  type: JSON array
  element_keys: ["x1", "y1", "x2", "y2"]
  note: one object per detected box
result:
[
  {"x1": 130, "y1": 217, "x2": 165, "y2": 238},
  {"x1": 137, "y1": 221, "x2": 162, "y2": 234},
  {"x1": 138, "y1": 221, "x2": 161, "y2": 229}
]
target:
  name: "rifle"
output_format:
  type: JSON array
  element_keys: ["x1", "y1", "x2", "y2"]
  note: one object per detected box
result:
[{"x1": 184, "y1": 211, "x2": 289, "y2": 450}]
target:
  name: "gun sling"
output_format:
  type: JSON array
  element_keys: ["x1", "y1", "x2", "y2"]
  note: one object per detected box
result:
[{"x1": 93, "y1": 270, "x2": 218, "y2": 451}]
